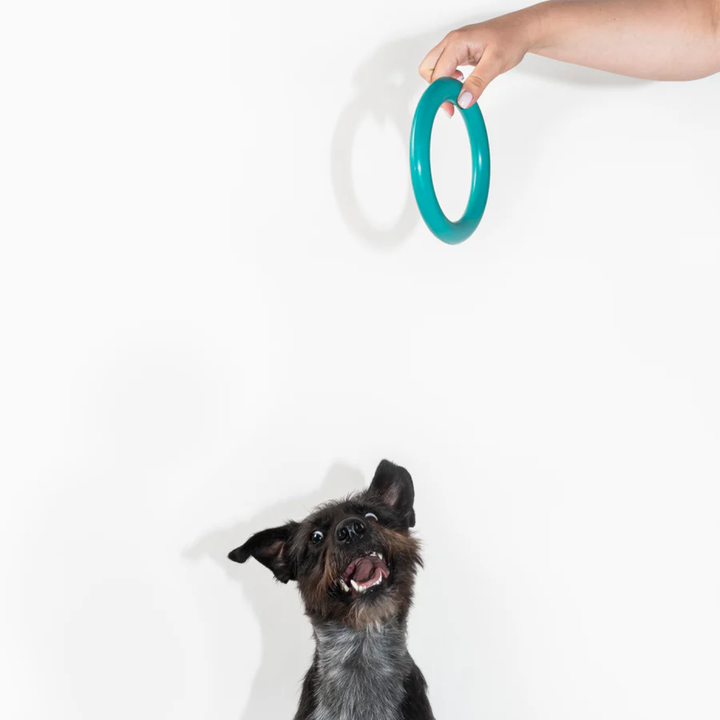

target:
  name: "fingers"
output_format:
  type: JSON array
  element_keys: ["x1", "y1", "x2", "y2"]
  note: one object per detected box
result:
[
  {"x1": 420, "y1": 20, "x2": 527, "y2": 111},
  {"x1": 456, "y1": 51, "x2": 505, "y2": 108},
  {"x1": 419, "y1": 29, "x2": 496, "y2": 114},
  {"x1": 419, "y1": 30, "x2": 473, "y2": 83},
  {"x1": 430, "y1": 45, "x2": 463, "y2": 84},
  {"x1": 418, "y1": 39, "x2": 447, "y2": 83},
  {"x1": 419, "y1": 29, "x2": 507, "y2": 113}
]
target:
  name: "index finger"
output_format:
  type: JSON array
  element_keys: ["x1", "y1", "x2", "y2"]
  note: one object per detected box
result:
[{"x1": 418, "y1": 38, "x2": 448, "y2": 83}]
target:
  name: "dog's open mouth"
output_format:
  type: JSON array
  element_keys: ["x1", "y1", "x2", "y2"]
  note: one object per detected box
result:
[{"x1": 338, "y1": 551, "x2": 390, "y2": 596}]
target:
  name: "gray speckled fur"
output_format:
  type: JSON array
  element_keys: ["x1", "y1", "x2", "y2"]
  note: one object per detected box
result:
[{"x1": 309, "y1": 620, "x2": 413, "y2": 720}]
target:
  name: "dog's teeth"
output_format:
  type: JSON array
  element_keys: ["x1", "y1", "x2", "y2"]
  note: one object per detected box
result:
[
  {"x1": 378, "y1": 553, "x2": 383, "y2": 560},
  {"x1": 339, "y1": 579, "x2": 351, "y2": 593},
  {"x1": 351, "y1": 580, "x2": 361, "y2": 593}
]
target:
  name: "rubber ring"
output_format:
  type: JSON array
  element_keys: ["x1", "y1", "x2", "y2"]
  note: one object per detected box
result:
[{"x1": 409, "y1": 77, "x2": 491, "y2": 245}]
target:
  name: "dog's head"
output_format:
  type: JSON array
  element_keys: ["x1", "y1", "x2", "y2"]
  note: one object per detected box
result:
[{"x1": 228, "y1": 460, "x2": 422, "y2": 629}]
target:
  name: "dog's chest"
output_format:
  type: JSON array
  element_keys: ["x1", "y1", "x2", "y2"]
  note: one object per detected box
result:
[{"x1": 310, "y1": 624, "x2": 412, "y2": 720}]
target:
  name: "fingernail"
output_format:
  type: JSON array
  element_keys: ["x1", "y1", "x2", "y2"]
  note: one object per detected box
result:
[
  {"x1": 442, "y1": 107, "x2": 451, "y2": 118},
  {"x1": 458, "y1": 91, "x2": 473, "y2": 109}
]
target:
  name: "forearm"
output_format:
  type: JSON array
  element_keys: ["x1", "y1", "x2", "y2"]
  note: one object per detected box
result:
[
  {"x1": 525, "y1": 0, "x2": 720, "y2": 80},
  {"x1": 419, "y1": 0, "x2": 720, "y2": 107}
]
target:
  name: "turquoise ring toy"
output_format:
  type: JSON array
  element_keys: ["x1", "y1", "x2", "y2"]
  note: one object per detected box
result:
[{"x1": 409, "y1": 77, "x2": 491, "y2": 245}]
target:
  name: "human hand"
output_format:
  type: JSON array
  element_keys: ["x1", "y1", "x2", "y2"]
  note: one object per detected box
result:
[{"x1": 418, "y1": 9, "x2": 541, "y2": 116}]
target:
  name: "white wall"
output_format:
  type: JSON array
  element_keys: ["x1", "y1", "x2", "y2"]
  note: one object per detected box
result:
[{"x1": 1, "y1": 2, "x2": 719, "y2": 719}]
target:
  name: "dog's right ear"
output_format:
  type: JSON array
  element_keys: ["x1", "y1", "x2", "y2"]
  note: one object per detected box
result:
[
  {"x1": 228, "y1": 521, "x2": 299, "y2": 583},
  {"x1": 368, "y1": 460, "x2": 416, "y2": 528}
]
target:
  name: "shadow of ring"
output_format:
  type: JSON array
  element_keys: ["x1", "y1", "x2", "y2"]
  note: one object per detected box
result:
[{"x1": 330, "y1": 94, "x2": 418, "y2": 249}]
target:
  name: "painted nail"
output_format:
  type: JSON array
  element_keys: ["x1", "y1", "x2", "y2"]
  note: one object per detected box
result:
[{"x1": 458, "y1": 91, "x2": 473, "y2": 109}]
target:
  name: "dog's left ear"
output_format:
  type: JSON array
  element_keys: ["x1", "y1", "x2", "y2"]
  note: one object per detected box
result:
[
  {"x1": 368, "y1": 460, "x2": 416, "y2": 528},
  {"x1": 228, "y1": 521, "x2": 299, "y2": 583}
]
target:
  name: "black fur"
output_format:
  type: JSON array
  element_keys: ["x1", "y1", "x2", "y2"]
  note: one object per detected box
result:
[{"x1": 229, "y1": 460, "x2": 435, "y2": 720}]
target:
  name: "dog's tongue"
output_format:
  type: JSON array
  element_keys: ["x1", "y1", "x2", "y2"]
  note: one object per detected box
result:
[
  {"x1": 353, "y1": 557, "x2": 380, "y2": 583},
  {"x1": 343, "y1": 555, "x2": 389, "y2": 584}
]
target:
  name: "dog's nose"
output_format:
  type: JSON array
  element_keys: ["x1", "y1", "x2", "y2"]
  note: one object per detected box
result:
[{"x1": 335, "y1": 517, "x2": 366, "y2": 544}]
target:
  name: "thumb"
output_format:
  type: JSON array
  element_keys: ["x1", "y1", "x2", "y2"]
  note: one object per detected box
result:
[{"x1": 457, "y1": 51, "x2": 504, "y2": 108}]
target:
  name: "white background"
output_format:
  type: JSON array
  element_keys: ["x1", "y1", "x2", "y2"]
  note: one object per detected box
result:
[{"x1": 1, "y1": 1, "x2": 719, "y2": 719}]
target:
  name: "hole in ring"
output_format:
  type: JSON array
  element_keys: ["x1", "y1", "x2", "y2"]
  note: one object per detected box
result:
[{"x1": 429, "y1": 107, "x2": 473, "y2": 223}]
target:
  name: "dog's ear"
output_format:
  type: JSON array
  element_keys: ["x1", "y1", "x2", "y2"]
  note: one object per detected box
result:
[
  {"x1": 368, "y1": 460, "x2": 416, "y2": 528},
  {"x1": 228, "y1": 521, "x2": 299, "y2": 583}
]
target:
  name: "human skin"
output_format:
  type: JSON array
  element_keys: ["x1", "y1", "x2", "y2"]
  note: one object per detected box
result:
[{"x1": 419, "y1": 0, "x2": 720, "y2": 116}]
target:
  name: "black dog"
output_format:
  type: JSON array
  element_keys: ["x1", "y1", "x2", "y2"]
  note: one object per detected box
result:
[{"x1": 229, "y1": 460, "x2": 435, "y2": 720}]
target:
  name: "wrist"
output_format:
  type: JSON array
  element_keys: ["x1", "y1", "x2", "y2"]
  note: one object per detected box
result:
[{"x1": 518, "y1": 2, "x2": 555, "y2": 54}]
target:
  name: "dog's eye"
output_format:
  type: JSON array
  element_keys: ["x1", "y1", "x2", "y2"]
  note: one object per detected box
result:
[
  {"x1": 365, "y1": 512, "x2": 378, "y2": 522},
  {"x1": 311, "y1": 530, "x2": 324, "y2": 545}
]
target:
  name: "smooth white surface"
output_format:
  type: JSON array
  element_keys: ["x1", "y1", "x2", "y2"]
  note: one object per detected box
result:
[{"x1": 1, "y1": 2, "x2": 719, "y2": 719}]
